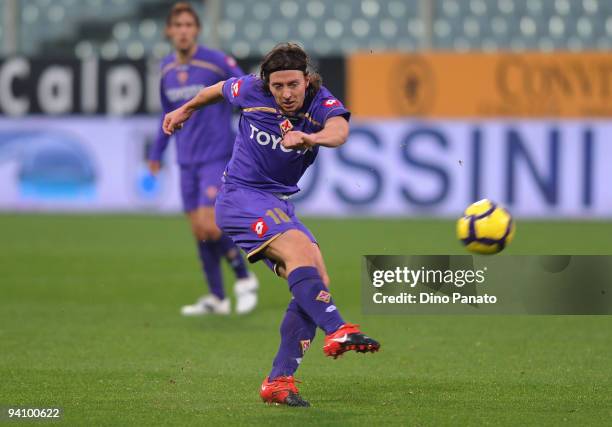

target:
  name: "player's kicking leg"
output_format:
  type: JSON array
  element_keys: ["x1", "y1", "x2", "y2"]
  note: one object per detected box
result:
[
  {"x1": 257, "y1": 230, "x2": 379, "y2": 406},
  {"x1": 264, "y1": 230, "x2": 380, "y2": 358}
]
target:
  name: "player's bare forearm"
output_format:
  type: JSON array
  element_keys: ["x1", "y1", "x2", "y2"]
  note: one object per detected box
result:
[
  {"x1": 309, "y1": 116, "x2": 349, "y2": 148},
  {"x1": 183, "y1": 81, "x2": 225, "y2": 113}
]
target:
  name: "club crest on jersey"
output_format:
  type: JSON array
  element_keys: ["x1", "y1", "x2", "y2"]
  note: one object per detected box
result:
[
  {"x1": 316, "y1": 290, "x2": 331, "y2": 303},
  {"x1": 251, "y1": 217, "x2": 268, "y2": 238},
  {"x1": 279, "y1": 118, "x2": 293, "y2": 135},
  {"x1": 231, "y1": 79, "x2": 242, "y2": 98},
  {"x1": 300, "y1": 339, "x2": 311, "y2": 355},
  {"x1": 178, "y1": 71, "x2": 189, "y2": 85},
  {"x1": 323, "y1": 99, "x2": 340, "y2": 107}
]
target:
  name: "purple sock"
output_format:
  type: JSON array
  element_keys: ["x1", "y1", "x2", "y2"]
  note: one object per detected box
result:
[
  {"x1": 197, "y1": 240, "x2": 225, "y2": 300},
  {"x1": 216, "y1": 233, "x2": 249, "y2": 279},
  {"x1": 287, "y1": 266, "x2": 345, "y2": 335},
  {"x1": 269, "y1": 299, "x2": 317, "y2": 380}
]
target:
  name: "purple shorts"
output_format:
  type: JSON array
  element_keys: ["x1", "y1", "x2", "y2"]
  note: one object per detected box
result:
[
  {"x1": 179, "y1": 159, "x2": 228, "y2": 212},
  {"x1": 215, "y1": 183, "x2": 317, "y2": 263}
]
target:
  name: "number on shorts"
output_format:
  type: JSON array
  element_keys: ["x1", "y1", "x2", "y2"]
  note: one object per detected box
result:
[{"x1": 265, "y1": 208, "x2": 291, "y2": 224}]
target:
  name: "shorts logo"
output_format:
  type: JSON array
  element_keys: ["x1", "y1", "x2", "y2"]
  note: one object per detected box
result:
[
  {"x1": 279, "y1": 118, "x2": 293, "y2": 135},
  {"x1": 316, "y1": 290, "x2": 331, "y2": 303},
  {"x1": 251, "y1": 217, "x2": 268, "y2": 238},
  {"x1": 300, "y1": 339, "x2": 311, "y2": 355},
  {"x1": 323, "y1": 99, "x2": 340, "y2": 108},
  {"x1": 231, "y1": 79, "x2": 242, "y2": 98}
]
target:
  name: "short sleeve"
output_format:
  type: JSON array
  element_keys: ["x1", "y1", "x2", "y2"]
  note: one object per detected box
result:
[
  {"x1": 310, "y1": 87, "x2": 351, "y2": 126},
  {"x1": 221, "y1": 74, "x2": 255, "y2": 108}
]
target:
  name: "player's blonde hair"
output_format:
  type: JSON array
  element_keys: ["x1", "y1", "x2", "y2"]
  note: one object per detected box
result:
[{"x1": 260, "y1": 43, "x2": 322, "y2": 96}]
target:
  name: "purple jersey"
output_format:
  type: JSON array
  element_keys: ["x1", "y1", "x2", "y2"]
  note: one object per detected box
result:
[
  {"x1": 220, "y1": 74, "x2": 350, "y2": 194},
  {"x1": 150, "y1": 45, "x2": 243, "y2": 165}
]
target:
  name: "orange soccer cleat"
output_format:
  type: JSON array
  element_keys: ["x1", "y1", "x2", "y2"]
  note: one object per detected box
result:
[
  {"x1": 260, "y1": 376, "x2": 310, "y2": 407},
  {"x1": 323, "y1": 323, "x2": 381, "y2": 359}
]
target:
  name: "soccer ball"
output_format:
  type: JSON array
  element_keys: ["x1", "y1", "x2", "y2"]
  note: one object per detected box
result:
[{"x1": 456, "y1": 199, "x2": 516, "y2": 254}]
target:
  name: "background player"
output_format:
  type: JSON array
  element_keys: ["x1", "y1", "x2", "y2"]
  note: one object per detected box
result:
[
  {"x1": 162, "y1": 43, "x2": 380, "y2": 407},
  {"x1": 149, "y1": 2, "x2": 257, "y2": 315}
]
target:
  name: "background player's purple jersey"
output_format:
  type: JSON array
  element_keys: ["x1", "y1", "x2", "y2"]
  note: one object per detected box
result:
[
  {"x1": 150, "y1": 45, "x2": 243, "y2": 165},
  {"x1": 221, "y1": 75, "x2": 350, "y2": 194}
]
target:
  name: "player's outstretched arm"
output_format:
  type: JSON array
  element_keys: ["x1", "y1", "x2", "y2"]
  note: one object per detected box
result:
[
  {"x1": 281, "y1": 116, "x2": 349, "y2": 150},
  {"x1": 162, "y1": 81, "x2": 225, "y2": 135},
  {"x1": 309, "y1": 116, "x2": 349, "y2": 148}
]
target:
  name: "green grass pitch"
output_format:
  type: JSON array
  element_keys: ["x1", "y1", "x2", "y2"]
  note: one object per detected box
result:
[{"x1": 1, "y1": 214, "x2": 611, "y2": 425}]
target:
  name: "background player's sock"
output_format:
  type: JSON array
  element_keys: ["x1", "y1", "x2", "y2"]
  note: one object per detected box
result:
[
  {"x1": 197, "y1": 240, "x2": 225, "y2": 300},
  {"x1": 216, "y1": 233, "x2": 249, "y2": 279},
  {"x1": 269, "y1": 299, "x2": 316, "y2": 379},
  {"x1": 287, "y1": 266, "x2": 345, "y2": 335}
]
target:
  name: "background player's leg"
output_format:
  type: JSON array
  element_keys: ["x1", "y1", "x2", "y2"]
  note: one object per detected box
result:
[
  {"x1": 197, "y1": 240, "x2": 225, "y2": 299},
  {"x1": 189, "y1": 209, "x2": 226, "y2": 300},
  {"x1": 179, "y1": 167, "x2": 227, "y2": 315},
  {"x1": 269, "y1": 299, "x2": 316, "y2": 379},
  {"x1": 199, "y1": 206, "x2": 249, "y2": 280},
  {"x1": 196, "y1": 161, "x2": 252, "y2": 282},
  {"x1": 178, "y1": 209, "x2": 230, "y2": 315},
  {"x1": 196, "y1": 206, "x2": 258, "y2": 314}
]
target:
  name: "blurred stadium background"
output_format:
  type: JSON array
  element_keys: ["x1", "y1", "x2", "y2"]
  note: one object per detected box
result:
[
  {"x1": 2, "y1": 1, "x2": 612, "y2": 424},
  {"x1": 1, "y1": 0, "x2": 611, "y2": 217}
]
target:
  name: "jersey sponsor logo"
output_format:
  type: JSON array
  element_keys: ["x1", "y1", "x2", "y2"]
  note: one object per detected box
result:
[
  {"x1": 251, "y1": 217, "x2": 268, "y2": 237},
  {"x1": 166, "y1": 84, "x2": 205, "y2": 102},
  {"x1": 249, "y1": 123, "x2": 303, "y2": 154},
  {"x1": 231, "y1": 79, "x2": 242, "y2": 98},
  {"x1": 323, "y1": 98, "x2": 340, "y2": 108},
  {"x1": 279, "y1": 118, "x2": 293, "y2": 135},
  {"x1": 316, "y1": 290, "x2": 331, "y2": 303},
  {"x1": 300, "y1": 339, "x2": 311, "y2": 355}
]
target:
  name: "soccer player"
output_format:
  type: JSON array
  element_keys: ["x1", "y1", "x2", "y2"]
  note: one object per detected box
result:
[
  {"x1": 162, "y1": 43, "x2": 380, "y2": 407},
  {"x1": 149, "y1": 2, "x2": 258, "y2": 315}
]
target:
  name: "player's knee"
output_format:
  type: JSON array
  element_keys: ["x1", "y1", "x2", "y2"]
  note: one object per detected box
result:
[
  {"x1": 285, "y1": 245, "x2": 318, "y2": 269},
  {"x1": 275, "y1": 262, "x2": 287, "y2": 279},
  {"x1": 192, "y1": 223, "x2": 220, "y2": 241},
  {"x1": 225, "y1": 247, "x2": 238, "y2": 259}
]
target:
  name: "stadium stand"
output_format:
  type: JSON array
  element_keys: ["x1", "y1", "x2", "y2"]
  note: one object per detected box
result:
[{"x1": 1, "y1": 0, "x2": 612, "y2": 58}]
